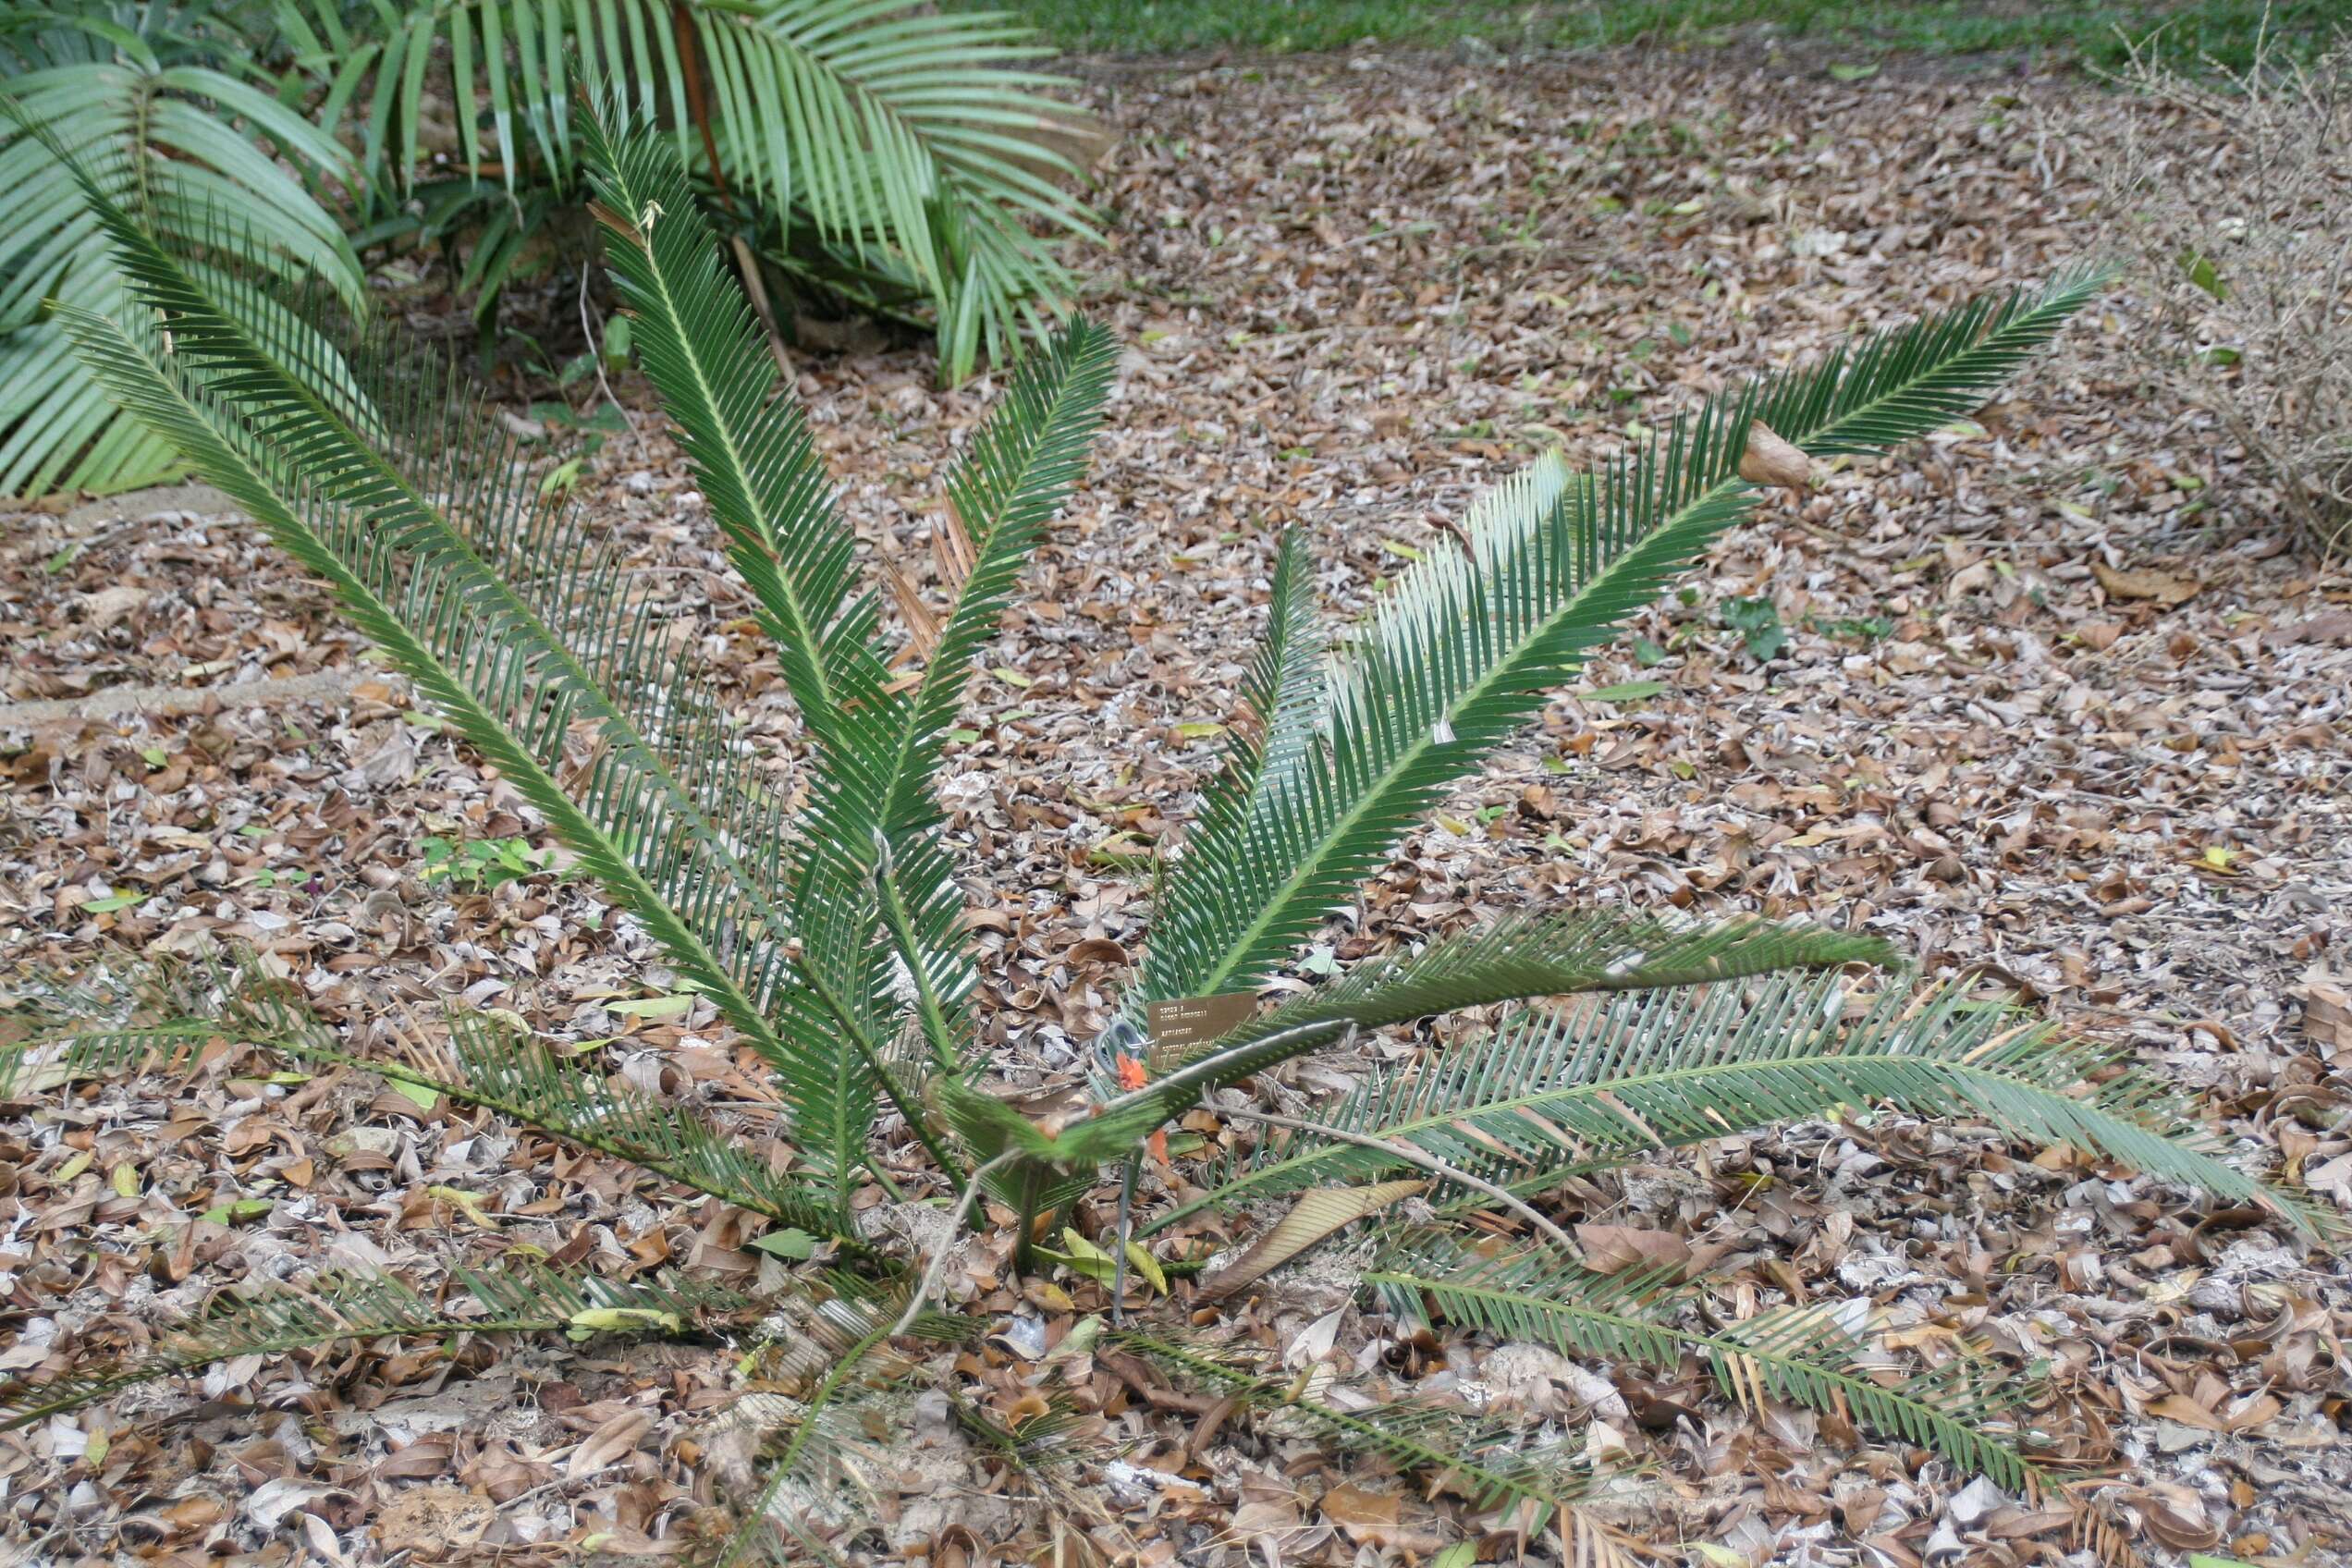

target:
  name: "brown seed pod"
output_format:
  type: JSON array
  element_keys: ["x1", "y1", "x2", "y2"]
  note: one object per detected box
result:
[{"x1": 1738, "y1": 421, "x2": 1811, "y2": 491}]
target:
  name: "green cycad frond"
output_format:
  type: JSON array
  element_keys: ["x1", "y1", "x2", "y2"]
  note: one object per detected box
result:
[
  {"x1": 582, "y1": 112, "x2": 1115, "y2": 1170},
  {"x1": 582, "y1": 111, "x2": 916, "y2": 1180},
  {"x1": 1112, "y1": 1331, "x2": 1603, "y2": 1535},
  {"x1": 1367, "y1": 1239, "x2": 2046, "y2": 1492},
  {"x1": 1081, "y1": 915, "x2": 1886, "y2": 1170},
  {"x1": 858, "y1": 311, "x2": 1117, "y2": 1071},
  {"x1": 291, "y1": 0, "x2": 1097, "y2": 380},
  {"x1": 44, "y1": 158, "x2": 918, "y2": 1207},
  {"x1": 0, "y1": 953, "x2": 845, "y2": 1240},
  {"x1": 1128, "y1": 528, "x2": 1324, "y2": 1025},
  {"x1": 582, "y1": 110, "x2": 878, "y2": 740},
  {"x1": 0, "y1": 957, "x2": 224, "y2": 1095},
  {"x1": 0, "y1": 11, "x2": 361, "y2": 496},
  {"x1": 713, "y1": 1277, "x2": 963, "y2": 1567},
  {"x1": 1159, "y1": 971, "x2": 2322, "y2": 1239},
  {"x1": 1137, "y1": 274, "x2": 2108, "y2": 1008},
  {"x1": 0, "y1": 1264, "x2": 737, "y2": 1430}
]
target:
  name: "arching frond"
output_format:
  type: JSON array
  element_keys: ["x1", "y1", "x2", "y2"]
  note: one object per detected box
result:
[
  {"x1": 0, "y1": 7, "x2": 361, "y2": 496},
  {"x1": 1105, "y1": 1335, "x2": 1599, "y2": 1542},
  {"x1": 1135, "y1": 274, "x2": 2110, "y2": 1008},
  {"x1": 711, "y1": 1276, "x2": 965, "y2": 1567},
  {"x1": 0, "y1": 1265, "x2": 737, "y2": 1430},
  {"x1": 45, "y1": 158, "x2": 908, "y2": 1214},
  {"x1": 1155, "y1": 972, "x2": 2325, "y2": 1239},
  {"x1": 291, "y1": 0, "x2": 1098, "y2": 380},
  {"x1": 1368, "y1": 1236, "x2": 2046, "y2": 1491},
  {"x1": 1079, "y1": 914, "x2": 1886, "y2": 1170},
  {"x1": 0, "y1": 953, "x2": 843, "y2": 1239}
]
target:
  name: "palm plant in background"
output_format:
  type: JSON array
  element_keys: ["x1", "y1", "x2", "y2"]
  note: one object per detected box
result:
[
  {"x1": 0, "y1": 107, "x2": 2323, "y2": 1562},
  {"x1": 0, "y1": 0, "x2": 1097, "y2": 499},
  {"x1": 0, "y1": 0, "x2": 362, "y2": 496}
]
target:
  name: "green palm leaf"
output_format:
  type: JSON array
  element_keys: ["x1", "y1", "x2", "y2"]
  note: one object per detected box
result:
[
  {"x1": 45, "y1": 157, "x2": 892, "y2": 1212},
  {"x1": 582, "y1": 111, "x2": 1114, "y2": 1171},
  {"x1": 0, "y1": 953, "x2": 844, "y2": 1239},
  {"x1": 1367, "y1": 1238, "x2": 2047, "y2": 1492},
  {"x1": 1111, "y1": 1330, "x2": 1606, "y2": 1535},
  {"x1": 1071, "y1": 914, "x2": 1886, "y2": 1171},
  {"x1": 0, "y1": 1264, "x2": 737, "y2": 1430},
  {"x1": 1155, "y1": 971, "x2": 2324, "y2": 1238},
  {"x1": 1135, "y1": 274, "x2": 2110, "y2": 1009},
  {"x1": 297, "y1": 0, "x2": 1098, "y2": 381},
  {"x1": 0, "y1": 7, "x2": 361, "y2": 496}
]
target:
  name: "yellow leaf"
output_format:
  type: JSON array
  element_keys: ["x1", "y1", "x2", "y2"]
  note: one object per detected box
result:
[
  {"x1": 110, "y1": 1164, "x2": 140, "y2": 1199},
  {"x1": 1124, "y1": 1241, "x2": 1168, "y2": 1295},
  {"x1": 566, "y1": 1306, "x2": 682, "y2": 1341},
  {"x1": 1200, "y1": 1180, "x2": 1425, "y2": 1299},
  {"x1": 427, "y1": 1184, "x2": 496, "y2": 1229}
]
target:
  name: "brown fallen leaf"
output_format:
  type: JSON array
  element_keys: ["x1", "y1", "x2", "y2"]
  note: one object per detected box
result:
[
  {"x1": 1199, "y1": 1180, "x2": 1424, "y2": 1299},
  {"x1": 567, "y1": 1409, "x2": 654, "y2": 1479},
  {"x1": 1574, "y1": 1223, "x2": 1692, "y2": 1276},
  {"x1": 2092, "y1": 560, "x2": 2200, "y2": 606},
  {"x1": 1319, "y1": 1482, "x2": 1403, "y2": 1544},
  {"x1": 1738, "y1": 421, "x2": 1811, "y2": 491},
  {"x1": 2144, "y1": 1392, "x2": 2226, "y2": 1431},
  {"x1": 2299, "y1": 966, "x2": 2352, "y2": 1054}
]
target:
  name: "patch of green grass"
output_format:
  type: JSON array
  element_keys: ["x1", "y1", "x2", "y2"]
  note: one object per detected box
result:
[{"x1": 982, "y1": 0, "x2": 2341, "y2": 72}]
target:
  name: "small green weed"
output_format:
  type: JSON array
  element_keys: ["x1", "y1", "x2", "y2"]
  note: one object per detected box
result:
[
  {"x1": 1719, "y1": 595, "x2": 1789, "y2": 662},
  {"x1": 419, "y1": 836, "x2": 568, "y2": 892}
]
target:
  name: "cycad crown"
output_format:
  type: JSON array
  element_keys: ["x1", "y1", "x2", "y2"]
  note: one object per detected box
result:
[{"x1": 3, "y1": 104, "x2": 2318, "y2": 1564}]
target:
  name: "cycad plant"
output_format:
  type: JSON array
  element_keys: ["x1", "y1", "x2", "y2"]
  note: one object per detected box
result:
[
  {"x1": 2, "y1": 110, "x2": 2323, "y2": 1562},
  {"x1": 0, "y1": 0, "x2": 1096, "y2": 498}
]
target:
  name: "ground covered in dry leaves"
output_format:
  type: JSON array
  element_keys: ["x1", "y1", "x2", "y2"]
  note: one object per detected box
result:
[{"x1": 3, "y1": 42, "x2": 2350, "y2": 1568}]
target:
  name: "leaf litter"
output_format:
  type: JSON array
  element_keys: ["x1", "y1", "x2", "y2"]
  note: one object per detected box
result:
[{"x1": 2, "y1": 41, "x2": 2349, "y2": 1568}]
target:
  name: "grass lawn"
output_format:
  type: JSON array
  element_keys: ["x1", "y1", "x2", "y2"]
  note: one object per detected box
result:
[{"x1": 981, "y1": 0, "x2": 2342, "y2": 70}]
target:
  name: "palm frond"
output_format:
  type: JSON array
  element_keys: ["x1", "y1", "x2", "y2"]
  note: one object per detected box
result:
[
  {"x1": 582, "y1": 110, "x2": 1113, "y2": 1168},
  {"x1": 1083, "y1": 914, "x2": 1886, "y2": 1168},
  {"x1": 1, "y1": 1264, "x2": 734, "y2": 1430},
  {"x1": 1105, "y1": 1335, "x2": 1599, "y2": 1542},
  {"x1": 47, "y1": 165, "x2": 909, "y2": 1208},
  {"x1": 1129, "y1": 527, "x2": 1324, "y2": 1025},
  {"x1": 712, "y1": 1276, "x2": 963, "y2": 1567},
  {"x1": 854, "y1": 310, "x2": 1115, "y2": 1070},
  {"x1": 1154, "y1": 971, "x2": 2324, "y2": 1239},
  {"x1": 0, "y1": 954, "x2": 223, "y2": 1095},
  {"x1": 299, "y1": 0, "x2": 1098, "y2": 379},
  {"x1": 1136, "y1": 274, "x2": 2108, "y2": 1007},
  {"x1": 0, "y1": 11, "x2": 361, "y2": 496},
  {"x1": 582, "y1": 110, "x2": 927, "y2": 1177},
  {"x1": 1368, "y1": 1237, "x2": 2046, "y2": 1491},
  {"x1": 1, "y1": 951, "x2": 847, "y2": 1241}
]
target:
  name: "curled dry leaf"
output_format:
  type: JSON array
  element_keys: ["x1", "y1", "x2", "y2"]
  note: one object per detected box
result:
[
  {"x1": 2091, "y1": 560, "x2": 2200, "y2": 606},
  {"x1": 1738, "y1": 421, "x2": 1811, "y2": 491},
  {"x1": 1574, "y1": 1223, "x2": 1693, "y2": 1276},
  {"x1": 2298, "y1": 966, "x2": 2351, "y2": 1054},
  {"x1": 1198, "y1": 1179, "x2": 1425, "y2": 1299}
]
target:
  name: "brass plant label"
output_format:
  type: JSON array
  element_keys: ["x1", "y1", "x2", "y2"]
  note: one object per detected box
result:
[{"x1": 1145, "y1": 992, "x2": 1256, "y2": 1052}]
